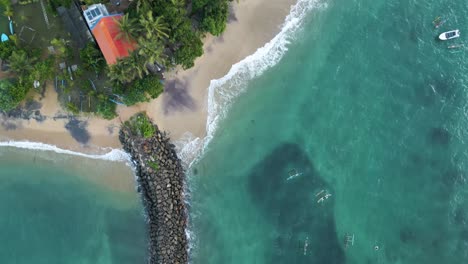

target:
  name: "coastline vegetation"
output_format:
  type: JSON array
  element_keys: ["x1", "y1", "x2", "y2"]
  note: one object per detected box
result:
[
  {"x1": 0, "y1": 0, "x2": 233, "y2": 118},
  {"x1": 148, "y1": 160, "x2": 159, "y2": 171},
  {"x1": 123, "y1": 112, "x2": 157, "y2": 138},
  {"x1": 0, "y1": 38, "x2": 53, "y2": 111}
]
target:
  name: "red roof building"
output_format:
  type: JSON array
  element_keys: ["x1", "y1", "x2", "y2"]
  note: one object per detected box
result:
[{"x1": 91, "y1": 15, "x2": 137, "y2": 65}]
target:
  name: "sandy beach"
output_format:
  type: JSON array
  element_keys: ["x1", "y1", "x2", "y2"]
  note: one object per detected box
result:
[{"x1": 0, "y1": 0, "x2": 296, "y2": 154}]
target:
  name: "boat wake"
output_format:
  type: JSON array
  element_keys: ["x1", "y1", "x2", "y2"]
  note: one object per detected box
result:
[{"x1": 0, "y1": 141, "x2": 130, "y2": 162}]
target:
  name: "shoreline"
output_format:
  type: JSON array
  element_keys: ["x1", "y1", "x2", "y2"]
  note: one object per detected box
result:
[{"x1": 0, "y1": 0, "x2": 297, "y2": 157}]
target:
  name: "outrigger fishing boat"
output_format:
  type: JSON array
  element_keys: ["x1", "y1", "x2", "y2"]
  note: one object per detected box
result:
[
  {"x1": 315, "y1": 189, "x2": 332, "y2": 204},
  {"x1": 448, "y1": 44, "x2": 464, "y2": 49},
  {"x1": 286, "y1": 168, "x2": 302, "y2": 181},
  {"x1": 9, "y1": 20, "x2": 14, "y2": 35},
  {"x1": 439, "y1": 29, "x2": 460, "y2": 40},
  {"x1": 1, "y1": 33, "x2": 8, "y2": 42},
  {"x1": 344, "y1": 233, "x2": 355, "y2": 249}
]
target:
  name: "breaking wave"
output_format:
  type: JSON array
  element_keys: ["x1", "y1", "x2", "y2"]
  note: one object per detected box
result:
[
  {"x1": 176, "y1": 0, "x2": 328, "y2": 261},
  {"x1": 0, "y1": 141, "x2": 130, "y2": 162},
  {"x1": 175, "y1": 0, "x2": 328, "y2": 168}
]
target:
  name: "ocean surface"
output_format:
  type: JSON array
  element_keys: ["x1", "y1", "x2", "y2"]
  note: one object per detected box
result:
[
  {"x1": 0, "y1": 147, "x2": 147, "y2": 263},
  {"x1": 2, "y1": 0, "x2": 468, "y2": 263},
  {"x1": 189, "y1": 0, "x2": 468, "y2": 263}
]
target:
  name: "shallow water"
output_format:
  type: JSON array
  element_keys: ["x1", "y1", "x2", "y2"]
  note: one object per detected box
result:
[
  {"x1": 189, "y1": 0, "x2": 468, "y2": 263},
  {"x1": 0, "y1": 147, "x2": 147, "y2": 263}
]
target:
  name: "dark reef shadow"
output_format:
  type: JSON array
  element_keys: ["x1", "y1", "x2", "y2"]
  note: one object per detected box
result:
[
  {"x1": 428, "y1": 127, "x2": 450, "y2": 146},
  {"x1": 247, "y1": 143, "x2": 345, "y2": 264},
  {"x1": 65, "y1": 118, "x2": 90, "y2": 144},
  {"x1": 163, "y1": 78, "x2": 196, "y2": 114},
  {"x1": 399, "y1": 226, "x2": 417, "y2": 243}
]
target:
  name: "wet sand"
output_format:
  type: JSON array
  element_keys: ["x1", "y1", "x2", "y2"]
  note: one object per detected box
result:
[{"x1": 0, "y1": 0, "x2": 296, "y2": 154}]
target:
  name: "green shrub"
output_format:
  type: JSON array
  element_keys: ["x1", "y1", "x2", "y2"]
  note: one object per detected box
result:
[
  {"x1": 140, "y1": 76, "x2": 164, "y2": 99},
  {"x1": 126, "y1": 113, "x2": 156, "y2": 138},
  {"x1": 29, "y1": 57, "x2": 54, "y2": 84},
  {"x1": 0, "y1": 41, "x2": 15, "y2": 60},
  {"x1": 137, "y1": 114, "x2": 156, "y2": 138},
  {"x1": 123, "y1": 87, "x2": 148, "y2": 106},
  {"x1": 119, "y1": 76, "x2": 164, "y2": 106},
  {"x1": 173, "y1": 31, "x2": 203, "y2": 69},
  {"x1": 148, "y1": 160, "x2": 159, "y2": 171},
  {"x1": 0, "y1": 79, "x2": 30, "y2": 111},
  {"x1": 193, "y1": 0, "x2": 229, "y2": 36},
  {"x1": 66, "y1": 102, "x2": 79, "y2": 114},
  {"x1": 80, "y1": 43, "x2": 106, "y2": 73},
  {"x1": 96, "y1": 95, "x2": 117, "y2": 120}
]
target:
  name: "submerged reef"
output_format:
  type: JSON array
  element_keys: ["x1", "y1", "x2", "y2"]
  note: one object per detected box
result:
[{"x1": 120, "y1": 113, "x2": 188, "y2": 264}]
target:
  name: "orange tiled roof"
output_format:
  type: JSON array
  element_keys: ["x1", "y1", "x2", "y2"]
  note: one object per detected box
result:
[{"x1": 91, "y1": 15, "x2": 137, "y2": 65}]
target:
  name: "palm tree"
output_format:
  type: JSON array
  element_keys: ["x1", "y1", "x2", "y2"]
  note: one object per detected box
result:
[
  {"x1": 123, "y1": 52, "x2": 146, "y2": 80},
  {"x1": 108, "y1": 62, "x2": 131, "y2": 84},
  {"x1": 139, "y1": 11, "x2": 169, "y2": 41},
  {"x1": 171, "y1": 0, "x2": 185, "y2": 9},
  {"x1": 108, "y1": 53, "x2": 147, "y2": 84},
  {"x1": 50, "y1": 38, "x2": 70, "y2": 58},
  {"x1": 114, "y1": 14, "x2": 137, "y2": 43},
  {"x1": 135, "y1": 0, "x2": 153, "y2": 14},
  {"x1": 9, "y1": 50, "x2": 34, "y2": 74},
  {"x1": 138, "y1": 37, "x2": 165, "y2": 67},
  {"x1": 4, "y1": 6, "x2": 13, "y2": 18}
]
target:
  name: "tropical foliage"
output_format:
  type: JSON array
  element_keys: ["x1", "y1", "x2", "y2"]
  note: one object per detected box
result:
[
  {"x1": 79, "y1": 43, "x2": 106, "y2": 73},
  {"x1": 0, "y1": 79, "x2": 30, "y2": 111},
  {"x1": 124, "y1": 112, "x2": 156, "y2": 138},
  {"x1": 114, "y1": 14, "x2": 138, "y2": 42},
  {"x1": 0, "y1": 34, "x2": 56, "y2": 112},
  {"x1": 0, "y1": 0, "x2": 13, "y2": 17},
  {"x1": 193, "y1": 0, "x2": 231, "y2": 36},
  {"x1": 96, "y1": 94, "x2": 118, "y2": 120},
  {"x1": 9, "y1": 50, "x2": 35, "y2": 75},
  {"x1": 111, "y1": 73, "x2": 164, "y2": 107},
  {"x1": 111, "y1": 0, "x2": 232, "y2": 75},
  {"x1": 2, "y1": 0, "x2": 233, "y2": 118},
  {"x1": 0, "y1": 41, "x2": 15, "y2": 60}
]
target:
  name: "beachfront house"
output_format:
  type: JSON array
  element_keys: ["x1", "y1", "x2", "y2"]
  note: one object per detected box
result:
[
  {"x1": 83, "y1": 4, "x2": 136, "y2": 65},
  {"x1": 83, "y1": 4, "x2": 109, "y2": 27}
]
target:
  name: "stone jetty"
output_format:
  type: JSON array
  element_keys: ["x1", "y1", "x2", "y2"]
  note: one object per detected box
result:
[{"x1": 119, "y1": 113, "x2": 188, "y2": 264}]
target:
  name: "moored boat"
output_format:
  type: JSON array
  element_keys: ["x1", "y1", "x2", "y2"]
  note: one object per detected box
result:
[
  {"x1": 9, "y1": 20, "x2": 13, "y2": 35},
  {"x1": 439, "y1": 29, "x2": 460, "y2": 40}
]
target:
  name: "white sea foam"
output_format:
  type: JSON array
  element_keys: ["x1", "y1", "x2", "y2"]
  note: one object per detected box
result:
[
  {"x1": 0, "y1": 141, "x2": 130, "y2": 162},
  {"x1": 178, "y1": 0, "x2": 327, "y2": 259},
  {"x1": 175, "y1": 0, "x2": 328, "y2": 168}
]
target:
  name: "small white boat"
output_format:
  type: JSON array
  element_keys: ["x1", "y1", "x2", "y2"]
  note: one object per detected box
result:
[{"x1": 439, "y1": 30, "x2": 460, "y2": 40}]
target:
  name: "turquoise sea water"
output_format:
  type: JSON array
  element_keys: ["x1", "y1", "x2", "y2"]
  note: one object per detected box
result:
[
  {"x1": 190, "y1": 0, "x2": 468, "y2": 263},
  {"x1": 0, "y1": 147, "x2": 147, "y2": 263}
]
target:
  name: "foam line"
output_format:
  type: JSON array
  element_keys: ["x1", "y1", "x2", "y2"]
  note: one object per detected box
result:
[
  {"x1": 178, "y1": 0, "x2": 328, "y2": 259},
  {"x1": 175, "y1": 0, "x2": 328, "y2": 168},
  {"x1": 0, "y1": 141, "x2": 130, "y2": 162}
]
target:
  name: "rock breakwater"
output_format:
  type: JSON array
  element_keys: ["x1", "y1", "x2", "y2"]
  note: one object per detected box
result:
[{"x1": 119, "y1": 113, "x2": 188, "y2": 264}]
